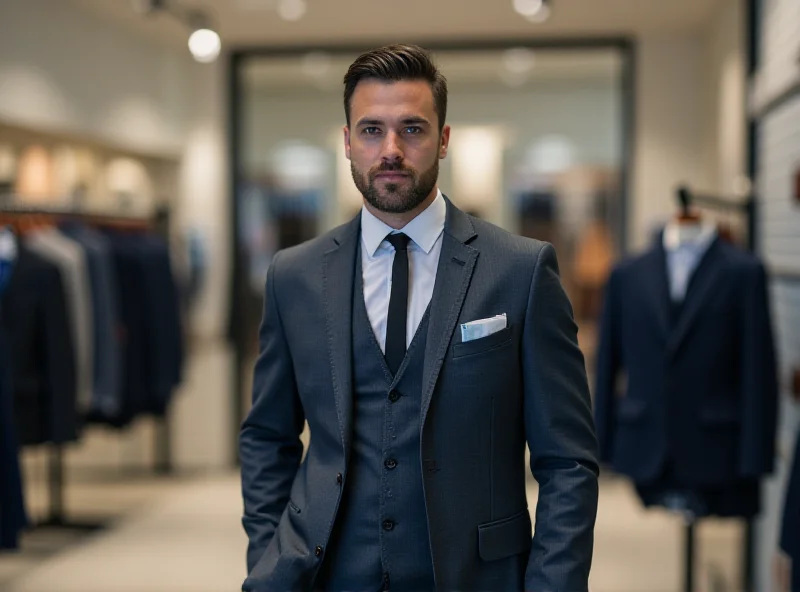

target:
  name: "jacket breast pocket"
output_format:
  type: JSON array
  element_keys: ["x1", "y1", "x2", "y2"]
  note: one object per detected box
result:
[
  {"x1": 478, "y1": 509, "x2": 532, "y2": 561},
  {"x1": 453, "y1": 326, "x2": 512, "y2": 359}
]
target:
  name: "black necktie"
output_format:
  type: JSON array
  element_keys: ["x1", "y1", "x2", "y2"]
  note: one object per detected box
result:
[{"x1": 385, "y1": 233, "x2": 410, "y2": 375}]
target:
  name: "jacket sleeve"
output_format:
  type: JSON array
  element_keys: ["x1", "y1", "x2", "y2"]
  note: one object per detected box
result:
[
  {"x1": 523, "y1": 243, "x2": 600, "y2": 592},
  {"x1": 239, "y1": 250, "x2": 305, "y2": 574},
  {"x1": 780, "y1": 430, "x2": 800, "y2": 558},
  {"x1": 594, "y1": 267, "x2": 622, "y2": 464},
  {"x1": 739, "y1": 261, "x2": 778, "y2": 477}
]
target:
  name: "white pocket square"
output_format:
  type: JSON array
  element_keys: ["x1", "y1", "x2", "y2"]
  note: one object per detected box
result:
[{"x1": 460, "y1": 313, "x2": 507, "y2": 342}]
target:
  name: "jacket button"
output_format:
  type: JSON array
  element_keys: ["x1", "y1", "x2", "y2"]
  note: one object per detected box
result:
[
  {"x1": 315, "y1": 545, "x2": 323, "y2": 557},
  {"x1": 382, "y1": 519, "x2": 395, "y2": 531},
  {"x1": 384, "y1": 459, "x2": 397, "y2": 470},
  {"x1": 336, "y1": 473, "x2": 343, "y2": 485},
  {"x1": 388, "y1": 389, "x2": 400, "y2": 403}
]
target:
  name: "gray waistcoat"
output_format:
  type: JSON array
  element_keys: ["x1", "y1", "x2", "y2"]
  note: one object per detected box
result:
[{"x1": 317, "y1": 249, "x2": 435, "y2": 591}]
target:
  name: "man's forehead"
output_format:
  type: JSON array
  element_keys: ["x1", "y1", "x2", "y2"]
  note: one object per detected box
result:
[{"x1": 350, "y1": 79, "x2": 436, "y2": 112}]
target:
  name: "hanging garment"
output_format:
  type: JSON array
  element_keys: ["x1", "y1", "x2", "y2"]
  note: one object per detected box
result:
[
  {"x1": 0, "y1": 228, "x2": 27, "y2": 550},
  {"x1": 1, "y1": 246, "x2": 77, "y2": 445},
  {"x1": 0, "y1": 329, "x2": 28, "y2": 549},
  {"x1": 104, "y1": 231, "x2": 184, "y2": 425},
  {"x1": 25, "y1": 228, "x2": 93, "y2": 413},
  {"x1": 137, "y1": 234, "x2": 184, "y2": 414},
  {"x1": 60, "y1": 224, "x2": 122, "y2": 421},
  {"x1": 594, "y1": 232, "x2": 779, "y2": 517}
]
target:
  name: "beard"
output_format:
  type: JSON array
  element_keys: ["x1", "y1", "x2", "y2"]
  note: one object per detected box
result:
[{"x1": 351, "y1": 157, "x2": 439, "y2": 215}]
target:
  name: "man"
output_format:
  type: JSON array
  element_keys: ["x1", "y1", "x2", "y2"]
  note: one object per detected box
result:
[{"x1": 240, "y1": 44, "x2": 599, "y2": 591}]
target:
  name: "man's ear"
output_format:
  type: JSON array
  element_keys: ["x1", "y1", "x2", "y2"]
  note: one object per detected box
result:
[
  {"x1": 439, "y1": 125, "x2": 451, "y2": 159},
  {"x1": 344, "y1": 125, "x2": 352, "y2": 160}
]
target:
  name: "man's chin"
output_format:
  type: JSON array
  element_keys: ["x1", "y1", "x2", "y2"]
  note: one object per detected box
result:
[
  {"x1": 366, "y1": 192, "x2": 417, "y2": 214},
  {"x1": 373, "y1": 200, "x2": 415, "y2": 215}
]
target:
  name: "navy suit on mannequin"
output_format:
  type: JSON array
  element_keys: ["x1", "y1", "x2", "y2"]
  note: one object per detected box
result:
[{"x1": 595, "y1": 231, "x2": 778, "y2": 513}]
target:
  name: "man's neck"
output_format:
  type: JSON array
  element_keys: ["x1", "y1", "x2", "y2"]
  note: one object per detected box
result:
[{"x1": 364, "y1": 187, "x2": 439, "y2": 230}]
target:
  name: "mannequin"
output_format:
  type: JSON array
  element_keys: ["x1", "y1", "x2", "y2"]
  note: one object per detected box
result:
[{"x1": 595, "y1": 197, "x2": 778, "y2": 520}]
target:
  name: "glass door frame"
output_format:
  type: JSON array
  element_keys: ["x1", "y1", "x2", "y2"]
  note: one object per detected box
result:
[{"x1": 226, "y1": 36, "x2": 637, "y2": 464}]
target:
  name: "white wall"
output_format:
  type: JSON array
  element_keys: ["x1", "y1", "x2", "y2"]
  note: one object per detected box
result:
[
  {"x1": 705, "y1": 0, "x2": 747, "y2": 197},
  {"x1": 0, "y1": 0, "x2": 187, "y2": 157},
  {"x1": 750, "y1": 2, "x2": 800, "y2": 590},
  {"x1": 750, "y1": 0, "x2": 800, "y2": 116},
  {"x1": 754, "y1": 97, "x2": 800, "y2": 592},
  {"x1": 631, "y1": 35, "x2": 712, "y2": 250},
  {"x1": 0, "y1": 0, "x2": 233, "y2": 474},
  {"x1": 173, "y1": 57, "x2": 234, "y2": 471}
]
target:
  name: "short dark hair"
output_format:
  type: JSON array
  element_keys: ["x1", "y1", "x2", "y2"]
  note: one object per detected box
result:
[{"x1": 343, "y1": 44, "x2": 448, "y2": 131}]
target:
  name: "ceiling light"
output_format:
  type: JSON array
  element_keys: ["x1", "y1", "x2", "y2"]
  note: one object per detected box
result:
[
  {"x1": 525, "y1": 2, "x2": 551, "y2": 23},
  {"x1": 513, "y1": 0, "x2": 551, "y2": 23},
  {"x1": 513, "y1": 0, "x2": 543, "y2": 17},
  {"x1": 278, "y1": 0, "x2": 307, "y2": 21},
  {"x1": 188, "y1": 28, "x2": 221, "y2": 63}
]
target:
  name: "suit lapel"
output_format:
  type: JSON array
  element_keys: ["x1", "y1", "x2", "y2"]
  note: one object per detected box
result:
[
  {"x1": 668, "y1": 237, "x2": 723, "y2": 357},
  {"x1": 420, "y1": 198, "x2": 478, "y2": 431},
  {"x1": 323, "y1": 215, "x2": 360, "y2": 459},
  {"x1": 644, "y1": 244, "x2": 671, "y2": 344}
]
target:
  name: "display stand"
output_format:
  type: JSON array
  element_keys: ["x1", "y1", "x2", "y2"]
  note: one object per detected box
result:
[{"x1": 675, "y1": 185, "x2": 757, "y2": 592}]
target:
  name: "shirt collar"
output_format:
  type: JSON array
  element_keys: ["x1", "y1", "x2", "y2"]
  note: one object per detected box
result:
[
  {"x1": 663, "y1": 220, "x2": 717, "y2": 253},
  {"x1": 360, "y1": 189, "x2": 446, "y2": 257}
]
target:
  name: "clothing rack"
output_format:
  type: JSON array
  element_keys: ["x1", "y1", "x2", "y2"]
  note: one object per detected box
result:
[
  {"x1": 674, "y1": 185, "x2": 757, "y2": 592},
  {"x1": 0, "y1": 203, "x2": 174, "y2": 532}
]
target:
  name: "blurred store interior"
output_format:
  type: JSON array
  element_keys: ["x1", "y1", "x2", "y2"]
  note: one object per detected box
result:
[{"x1": 0, "y1": 0, "x2": 799, "y2": 590}]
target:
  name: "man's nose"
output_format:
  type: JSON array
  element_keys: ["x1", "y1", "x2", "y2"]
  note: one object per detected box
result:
[{"x1": 381, "y1": 131, "x2": 404, "y2": 163}]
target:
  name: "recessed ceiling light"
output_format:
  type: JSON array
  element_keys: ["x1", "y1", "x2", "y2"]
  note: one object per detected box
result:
[
  {"x1": 525, "y1": 2, "x2": 551, "y2": 23},
  {"x1": 278, "y1": 0, "x2": 307, "y2": 22},
  {"x1": 513, "y1": 0, "x2": 551, "y2": 23},
  {"x1": 188, "y1": 28, "x2": 221, "y2": 63},
  {"x1": 513, "y1": 0, "x2": 543, "y2": 18}
]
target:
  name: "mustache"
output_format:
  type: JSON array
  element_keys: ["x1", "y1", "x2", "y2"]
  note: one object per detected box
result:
[{"x1": 371, "y1": 162, "x2": 415, "y2": 175}]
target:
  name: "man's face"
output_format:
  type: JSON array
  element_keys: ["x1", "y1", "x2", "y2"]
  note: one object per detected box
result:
[{"x1": 345, "y1": 79, "x2": 450, "y2": 214}]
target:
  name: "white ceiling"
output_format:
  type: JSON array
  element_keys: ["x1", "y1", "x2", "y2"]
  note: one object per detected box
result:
[{"x1": 70, "y1": 0, "x2": 723, "y2": 50}]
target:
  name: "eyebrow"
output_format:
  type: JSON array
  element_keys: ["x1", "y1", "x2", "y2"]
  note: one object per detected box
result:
[{"x1": 356, "y1": 116, "x2": 431, "y2": 127}]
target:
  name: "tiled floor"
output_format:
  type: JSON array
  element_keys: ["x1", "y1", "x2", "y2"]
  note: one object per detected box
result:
[{"x1": 0, "y1": 471, "x2": 745, "y2": 592}]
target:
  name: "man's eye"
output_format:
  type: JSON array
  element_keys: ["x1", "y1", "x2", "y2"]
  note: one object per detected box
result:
[
  {"x1": 363, "y1": 127, "x2": 381, "y2": 135},
  {"x1": 404, "y1": 126, "x2": 422, "y2": 134}
]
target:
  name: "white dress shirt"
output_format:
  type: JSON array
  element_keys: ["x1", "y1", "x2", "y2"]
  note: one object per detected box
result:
[
  {"x1": 663, "y1": 220, "x2": 717, "y2": 302},
  {"x1": 360, "y1": 189, "x2": 446, "y2": 353}
]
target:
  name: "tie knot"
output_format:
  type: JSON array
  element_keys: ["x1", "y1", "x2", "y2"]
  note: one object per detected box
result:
[{"x1": 386, "y1": 232, "x2": 410, "y2": 252}]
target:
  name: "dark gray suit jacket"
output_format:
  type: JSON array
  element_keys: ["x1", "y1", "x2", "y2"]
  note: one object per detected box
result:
[{"x1": 240, "y1": 197, "x2": 599, "y2": 591}]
